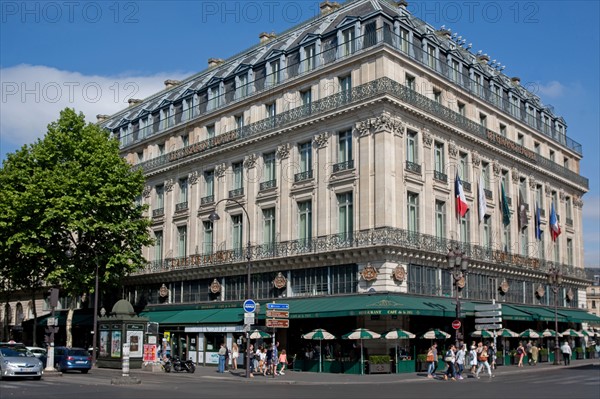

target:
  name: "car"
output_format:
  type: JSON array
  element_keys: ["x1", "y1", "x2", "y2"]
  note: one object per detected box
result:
[
  {"x1": 0, "y1": 342, "x2": 44, "y2": 380},
  {"x1": 54, "y1": 347, "x2": 91, "y2": 373},
  {"x1": 26, "y1": 346, "x2": 48, "y2": 365}
]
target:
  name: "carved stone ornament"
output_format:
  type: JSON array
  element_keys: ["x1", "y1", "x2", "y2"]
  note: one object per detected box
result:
[
  {"x1": 566, "y1": 288, "x2": 574, "y2": 302},
  {"x1": 276, "y1": 143, "x2": 291, "y2": 159},
  {"x1": 536, "y1": 284, "x2": 545, "y2": 298},
  {"x1": 492, "y1": 160, "x2": 501, "y2": 176},
  {"x1": 392, "y1": 265, "x2": 406, "y2": 282},
  {"x1": 500, "y1": 279, "x2": 510, "y2": 294},
  {"x1": 545, "y1": 183, "x2": 552, "y2": 197},
  {"x1": 273, "y1": 272, "x2": 287, "y2": 289},
  {"x1": 354, "y1": 114, "x2": 404, "y2": 137},
  {"x1": 210, "y1": 279, "x2": 221, "y2": 294},
  {"x1": 511, "y1": 167, "x2": 520, "y2": 183},
  {"x1": 573, "y1": 196, "x2": 584, "y2": 208},
  {"x1": 215, "y1": 163, "x2": 227, "y2": 178},
  {"x1": 355, "y1": 120, "x2": 371, "y2": 136},
  {"x1": 189, "y1": 171, "x2": 199, "y2": 185},
  {"x1": 448, "y1": 141, "x2": 458, "y2": 158},
  {"x1": 422, "y1": 128, "x2": 433, "y2": 148},
  {"x1": 559, "y1": 189, "x2": 566, "y2": 201},
  {"x1": 360, "y1": 263, "x2": 378, "y2": 282},
  {"x1": 314, "y1": 132, "x2": 330, "y2": 148},
  {"x1": 159, "y1": 284, "x2": 169, "y2": 298},
  {"x1": 529, "y1": 175, "x2": 537, "y2": 190},
  {"x1": 472, "y1": 151, "x2": 481, "y2": 166},
  {"x1": 456, "y1": 276, "x2": 466, "y2": 289},
  {"x1": 142, "y1": 185, "x2": 152, "y2": 198},
  {"x1": 244, "y1": 154, "x2": 258, "y2": 169},
  {"x1": 164, "y1": 179, "x2": 175, "y2": 192}
]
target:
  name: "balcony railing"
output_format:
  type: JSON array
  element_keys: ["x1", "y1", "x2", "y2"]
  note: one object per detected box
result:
[
  {"x1": 332, "y1": 160, "x2": 354, "y2": 173},
  {"x1": 484, "y1": 189, "x2": 493, "y2": 200},
  {"x1": 200, "y1": 195, "x2": 214, "y2": 205},
  {"x1": 175, "y1": 202, "x2": 188, "y2": 212},
  {"x1": 133, "y1": 225, "x2": 586, "y2": 281},
  {"x1": 540, "y1": 208, "x2": 546, "y2": 218},
  {"x1": 405, "y1": 161, "x2": 421, "y2": 175},
  {"x1": 259, "y1": 179, "x2": 277, "y2": 191},
  {"x1": 566, "y1": 218, "x2": 573, "y2": 227},
  {"x1": 462, "y1": 181, "x2": 472, "y2": 192},
  {"x1": 152, "y1": 208, "x2": 164, "y2": 218},
  {"x1": 131, "y1": 77, "x2": 588, "y2": 189},
  {"x1": 294, "y1": 170, "x2": 313, "y2": 183},
  {"x1": 229, "y1": 188, "x2": 244, "y2": 198},
  {"x1": 434, "y1": 171, "x2": 448, "y2": 183}
]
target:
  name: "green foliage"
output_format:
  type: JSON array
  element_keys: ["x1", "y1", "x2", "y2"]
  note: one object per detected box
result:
[
  {"x1": 0, "y1": 108, "x2": 153, "y2": 298},
  {"x1": 369, "y1": 355, "x2": 391, "y2": 364},
  {"x1": 416, "y1": 354, "x2": 427, "y2": 361},
  {"x1": 539, "y1": 348, "x2": 549, "y2": 355}
]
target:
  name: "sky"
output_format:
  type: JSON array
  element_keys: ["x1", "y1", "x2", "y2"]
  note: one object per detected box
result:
[{"x1": 1, "y1": 0, "x2": 598, "y2": 266}]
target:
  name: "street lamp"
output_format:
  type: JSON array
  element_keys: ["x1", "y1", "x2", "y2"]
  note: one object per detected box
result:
[
  {"x1": 447, "y1": 247, "x2": 469, "y2": 347},
  {"x1": 208, "y1": 198, "x2": 252, "y2": 378},
  {"x1": 547, "y1": 266, "x2": 563, "y2": 365}
]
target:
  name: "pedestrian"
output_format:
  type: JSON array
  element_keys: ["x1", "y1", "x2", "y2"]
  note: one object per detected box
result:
[
  {"x1": 595, "y1": 341, "x2": 600, "y2": 358},
  {"x1": 487, "y1": 342, "x2": 496, "y2": 370},
  {"x1": 231, "y1": 342, "x2": 239, "y2": 370},
  {"x1": 455, "y1": 343, "x2": 465, "y2": 380},
  {"x1": 444, "y1": 344, "x2": 456, "y2": 381},
  {"x1": 217, "y1": 342, "x2": 227, "y2": 373},
  {"x1": 426, "y1": 342, "x2": 438, "y2": 379},
  {"x1": 253, "y1": 345, "x2": 261, "y2": 375},
  {"x1": 531, "y1": 342, "x2": 539, "y2": 366},
  {"x1": 271, "y1": 341, "x2": 279, "y2": 377},
  {"x1": 561, "y1": 341, "x2": 572, "y2": 366},
  {"x1": 475, "y1": 345, "x2": 493, "y2": 379},
  {"x1": 259, "y1": 347, "x2": 267, "y2": 375},
  {"x1": 469, "y1": 345, "x2": 478, "y2": 375},
  {"x1": 526, "y1": 340, "x2": 533, "y2": 365},
  {"x1": 516, "y1": 342, "x2": 525, "y2": 367}
]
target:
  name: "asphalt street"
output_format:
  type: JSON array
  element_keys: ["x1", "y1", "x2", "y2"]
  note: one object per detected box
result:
[{"x1": 1, "y1": 359, "x2": 598, "y2": 399}]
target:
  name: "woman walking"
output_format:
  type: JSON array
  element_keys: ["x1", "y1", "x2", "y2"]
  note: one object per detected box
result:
[
  {"x1": 516, "y1": 342, "x2": 525, "y2": 367},
  {"x1": 231, "y1": 342, "x2": 239, "y2": 370},
  {"x1": 455, "y1": 343, "x2": 466, "y2": 380},
  {"x1": 444, "y1": 344, "x2": 456, "y2": 381}
]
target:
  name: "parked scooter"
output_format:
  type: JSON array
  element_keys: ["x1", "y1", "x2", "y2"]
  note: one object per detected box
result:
[{"x1": 170, "y1": 356, "x2": 196, "y2": 373}]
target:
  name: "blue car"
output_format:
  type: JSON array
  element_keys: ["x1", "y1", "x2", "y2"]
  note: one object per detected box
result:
[{"x1": 54, "y1": 347, "x2": 91, "y2": 373}]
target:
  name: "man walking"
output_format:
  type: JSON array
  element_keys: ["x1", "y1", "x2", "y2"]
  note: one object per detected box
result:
[
  {"x1": 427, "y1": 343, "x2": 437, "y2": 379},
  {"x1": 560, "y1": 341, "x2": 572, "y2": 366}
]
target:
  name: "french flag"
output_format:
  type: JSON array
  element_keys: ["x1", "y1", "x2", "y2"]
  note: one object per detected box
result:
[
  {"x1": 455, "y1": 172, "x2": 469, "y2": 218},
  {"x1": 550, "y1": 201, "x2": 561, "y2": 241}
]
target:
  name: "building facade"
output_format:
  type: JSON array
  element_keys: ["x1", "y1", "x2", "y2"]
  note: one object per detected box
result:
[{"x1": 99, "y1": 0, "x2": 594, "y2": 363}]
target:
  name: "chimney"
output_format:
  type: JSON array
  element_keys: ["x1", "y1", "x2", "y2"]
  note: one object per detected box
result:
[
  {"x1": 511, "y1": 77, "x2": 521, "y2": 86},
  {"x1": 268, "y1": 32, "x2": 277, "y2": 40},
  {"x1": 164, "y1": 80, "x2": 181, "y2": 89},
  {"x1": 96, "y1": 114, "x2": 110, "y2": 123},
  {"x1": 477, "y1": 53, "x2": 490, "y2": 64},
  {"x1": 208, "y1": 58, "x2": 224, "y2": 68},
  {"x1": 259, "y1": 32, "x2": 270, "y2": 44},
  {"x1": 397, "y1": 0, "x2": 408, "y2": 8},
  {"x1": 319, "y1": 1, "x2": 340, "y2": 15},
  {"x1": 128, "y1": 98, "x2": 142, "y2": 107},
  {"x1": 437, "y1": 28, "x2": 451, "y2": 40}
]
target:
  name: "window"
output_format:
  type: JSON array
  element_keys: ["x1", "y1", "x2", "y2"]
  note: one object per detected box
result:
[
  {"x1": 527, "y1": 105, "x2": 536, "y2": 125},
  {"x1": 203, "y1": 221, "x2": 213, "y2": 254},
  {"x1": 232, "y1": 161, "x2": 244, "y2": 190},
  {"x1": 549, "y1": 150, "x2": 555, "y2": 162},
  {"x1": 158, "y1": 143, "x2": 165, "y2": 156},
  {"x1": 299, "y1": 142, "x2": 312, "y2": 173},
  {"x1": 338, "y1": 129, "x2": 352, "y2": 164},
  {"x1": 502, "y1": 223, "x2": 511, "y2": 252},
  {"x1": 538, "y1": 230, "x2": 545, "y2": 260},
  {"x1": 181, "y1": 134, "x2": 189, "y2": 147},
  {"x1": 177, "y1": 225, "x2": 187, "y2": 258},
  {"x1": 482, "y1": 215, "x2": 492, "y2": 249},
  {"x1": 406, "y1": 74, "x2": 415, "y2": 91},
  {"x1": 473, "y1": 73, "x2": 483, "y2": 97},
  {"x1": 208, "y1": 85, "x2": 220, "y2": 110},
  {"x1": 400, "y1": 28, "x2": 409, "y2": 53},
  {"x1": 407, "y1": 192, "x2": 419, "y2": 233},
  {"x1": 536, "y1": 185, "x2": 544, "y2": 211},
  {"x1": 232, "y1": 214, "x2": 243, "y2": 253},
  {"x1": 339, "y1": 75, "x2": 352, "y2": 102},
  {"x1": 435, "y1": 200, "x2": 446, "y2": 240},
  {"x1": 520, "y1": 228, "x2": 528, "y2": 256},
  {"x1": 517, "y1": 133, "x2": 524, "y2": 146},
  {"x1": 460, "y1": 214, "x2": 470, "y2": 244},
  {"x1": 155, "y1": 184, "x2": 164, "y2": 211},
  {"x1": 534, "y1": 142, "x2": 541, "y2": 154},
  {"x1": 510, "y1": 95, "x2": 520, "y2": 117},
  {"x1": 337, "y1": 192, "x2": 353, "y2": 241},
  {"x1": 266, "y1": 103, "x2": 276, "y2": 118},
  {"x1": 501, "y1": 170, "x2": 509, "y2": 196},
  {"x1": 482, "y1": 162, "x2": 490, "y2": 190},
  {"x1": 451, "y1": 60, "x2": 460, "y2": 83},
  {"x1": 236, "y1": 73, "x2": 248, "y2": 98},
  {"x1": 433, "y1": 89, "x2": 442, "y2": 103},
  {"x1": 565, "y1": 197, "x2": 573, "y2": 221},
  {"x1": 434, "y1": 142, "x2": 445, "y2": 174},
  {"x1": 154, "y1": 231, "x2": 163, "y2": 261},
  {"x1": 301, "y1": 89, "x2": 312, "y2": 106},
  {"x1": 268, "y1": 59, "x2": 281, "y2": 86},
  {"x1": 563, "y1": 157, "x2": 569, "y2": 169},
  {"x1": 406, "y1": 130, "x2": 418, "y2": 163},
  {"x1": 137, "y1": 151, "x2": 144, "y2": 163},
  {"x1": 491, "y1": 84, "x2": 501, "y2": 106},
  {"x1": 567, "y1": 238, "x2": 573, "y2": 266},
  {"x1": 479, "y1": 113, "x2": 487, "y2": 127},
  {"x1": 235, "y1": 115, "x2": 244, "y2": 131},
  {"x1": 178, "y1": 177, "x2": 188, "y2": 208},
  {"x1": 427, "y1": 45, "x2": 436, "y2": 69},
  {"x1": 304, "y1": 44, "x2": 316, "y2": 71},
  {"x1": 341, "y1": 27, "x2": 355, "y2": 56},
  {"x1": 457, "y1": 101, "x2": 465, "y2": 116},
  {"x1": 459, "y1": 152, "x2": 469, "y2": 181},
  {"x1": 207, "y1": 125, "x2": 215, "y2": 139},
  {"x1": 204, "y1": 170, "x2": 214, "y2": 198},
  {"x1": 263, "y1": 208, "x2": 276, "y2": 251},
  {"x1": 500, "y1": 124, "x2": 507, "y2": 137},
  {"x1": 298, "y1": 200, "x2": 312, "y2": 246},
  {"x1": 554, "y1": 241, "x2": 559, "y2": 263},
  {"x1": 263, "y1": 152, "x2": 276, "y2": 185}
]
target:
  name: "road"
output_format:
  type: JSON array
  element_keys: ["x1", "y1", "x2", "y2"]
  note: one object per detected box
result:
[{"x1": 1, "y1": 362, "x2": 598, "y2": 399}]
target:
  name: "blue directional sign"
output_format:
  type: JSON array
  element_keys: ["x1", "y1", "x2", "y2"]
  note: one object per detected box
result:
[
  {"x1": 266, "y1": 303, "x2": 289, "y2": 310},
  {"x1": 243, "y1": 299, "x2": 257, "y2": 313}
]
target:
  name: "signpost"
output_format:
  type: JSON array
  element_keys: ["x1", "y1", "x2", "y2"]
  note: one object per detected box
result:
[
  {"x1": 475, "y1": 324, "x2": 503, "y2": 330},
  {"x1": 452, "y1": 320, "x2": 461, "y2": 330},
  {"x1": 475, "y1": 301, "x2": 502, "y2": 356},
  {"x1": 266, "y1": 303, "x2": 289, "y2": 310},
  {"x1": 243, "y1": 299, "x2": 257, "y2": 313},
  {"x1": 266, "y1": 319, "x2": 290, "y2": 328},
  {"x1": 266, "y1": 310, "x2": 289, "y2": 318}
]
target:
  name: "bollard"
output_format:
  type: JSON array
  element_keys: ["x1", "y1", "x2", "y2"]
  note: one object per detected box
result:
[{"x1": 122, "y1": 343, "x2": 130, "y2": 377}]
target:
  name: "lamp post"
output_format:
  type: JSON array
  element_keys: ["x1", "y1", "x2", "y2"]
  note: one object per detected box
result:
[
  {"x1": 91, "y1": 257, "x2": 100, "y2": 366},
  {"x1": 547, "y1": 266, "x2": 563, "y2": 365},
  {"x1": 447, "y1": 247, "x2": 469, "y2": 347},
  {"x1": 208, "y1": 198, "x2": 252, "y2": 378}
]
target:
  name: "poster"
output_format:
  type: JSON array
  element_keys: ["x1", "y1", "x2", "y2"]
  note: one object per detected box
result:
[
  {"x1": 111, "y1": 331, "x2": 122, "y2": 358},
  {"x1": 100, "y1": 331, "x2": 109, "y2": 357},
  {"x1": 127, "y1": 331, "x2": 143, "y2": 357},
  {"x1": 143, "y1": 344, "x2": 157, "y2": 362}
]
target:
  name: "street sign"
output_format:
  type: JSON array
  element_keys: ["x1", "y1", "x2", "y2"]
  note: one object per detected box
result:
[
  {"x1": 266, "y1": 310, "x2": 289, "y2": 318},
  {"x1": 475, "y1": 317, "x2": 502, "y2": 324},
  {"x1": 266, "y1": 319, "x2": 290, "y2": 328},
  {"x1": 475, "y1": 310, "x2": 502, "y2": 317},
  {"x1": 266, "y1": 303, "x2": 289, "y2": 310},
  {"x1": 243, "y1": 299, "x2": 257, "y2": 313},
  {"x1": 475, "y1": 324, "x2": 502, "y2": 330},
  {"x1": 474, "y1": 303, "x2": 502, "y2": 311},
  {"x1": 244, "y1": 312, "x2": 255, "y2": 325},
  {"x1": 452, "y1": 320, "x2": 461, "y2": 330}
]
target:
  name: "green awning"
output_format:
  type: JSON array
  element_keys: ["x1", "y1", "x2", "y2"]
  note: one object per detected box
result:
[
  {"x1": 139, "y1": 309, "x2": 182, "y2": 324},
  {"x1": 508, "y1": 305, "x2": 568, "y2": 322},
  {"x1": 143, "y1": 308, "x2": 244, "y2": 325},
  {"x1": 556, "y1": 309, "x2": 600, "y2": 323}
]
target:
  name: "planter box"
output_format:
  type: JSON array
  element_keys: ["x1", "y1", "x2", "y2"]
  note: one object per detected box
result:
[
  {"x1": 495, "y1": 356, "x2": 504, "y2": 366},
  {"x1": 539, "y1": 354, "x2": 548, "y2": 363},
  {"x1": 396, "y1": 360, "x2": 415, "y2": 373},
  {"x1": 576, "y1": 352, "x2": 584, "y2": 360},
  {"x1": 416, "y1": 360, "x2": 428, "y2": 372},
  {"x1": 368, "y1": 362, "x2": 391, "y2": 374},
  {"x1": 342, "y1": 361, "x2": 362, "y2": 374}
]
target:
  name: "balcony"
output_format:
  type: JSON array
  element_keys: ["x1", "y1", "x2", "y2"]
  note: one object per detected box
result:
[
  {"x1": 462, "y1": 181, "x2": 472, "y2": 192},
  {"x1": 566, "y1": 218, "x2": 573, "y2": 227},
  {"x1": 332, "y1": 160, "x2": 354, "y2": 173},
  {"x1": 175, "y1": 202, "x2": 188, "y2": 212},
  {"x1": 405, "y1": 161, "x2": 421, "y2": 175},
  {"x1": 434, "y1": 171, "x2": 448, "y2": 183},
  {"x1": 294, "y1": 170, "x2": 313, "y2": 183},
  {"x1": 505, "y1": 197, "x2": 512, "y2": 207},
  {"x1": 229, "y1": 188, "x2": 244, "y2": 198},
  {"x1": 152, "y1": 208, "x2": 164, "y2": 218},
  {"x1": 200, "y1": 195, "x2": 214, "y2": 205},
  {"x1": 484, "y1": 189, "x2": 493, "y2": 200},
  {"x1": 539, "y1": 208, "x2": 546, "y2": 218},
  {"x1": 259, "y1": 179, "x2": 277, "y2": 191}
]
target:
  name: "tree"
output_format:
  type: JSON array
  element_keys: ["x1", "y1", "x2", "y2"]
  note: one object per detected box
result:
[{"x1": 0, "y1": 108, "x2": 153, "y2": 346}]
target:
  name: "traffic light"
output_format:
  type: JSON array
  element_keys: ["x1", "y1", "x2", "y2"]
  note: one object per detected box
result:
[{"x1": 47, "y1": 288, "x2": 59, "y2": 308}]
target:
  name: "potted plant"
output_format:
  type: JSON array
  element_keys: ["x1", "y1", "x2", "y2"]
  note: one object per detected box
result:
[
  {"x1": 494, "y1": 351, "x2": 503, "y2": 366},
  {"x1": 368, "y1": 355, "x2": 391, "y2": 374},
  {"x1": 539, "y1": 348, "x2": 549, "y2": 362},
  {"x1": 509, "y1": 350, "x2": 518, "y2": 365},
  {"x1": 416, "y1": 354, "x2": 429, "y2": 372},
  {"x1": 575, "y1": 347, "x2": 584, "y2": 360}
]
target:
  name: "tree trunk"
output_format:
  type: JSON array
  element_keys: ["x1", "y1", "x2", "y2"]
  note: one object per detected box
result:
[
  {"x1": 31, "y1": 289, "x2": 38, "y2": 346},
  {"x1": 66, "y1": 307, "x2": 74, "y2": 348}
]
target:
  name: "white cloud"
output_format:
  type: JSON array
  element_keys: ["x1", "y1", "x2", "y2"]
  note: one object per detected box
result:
[
  {"x1": 1, "y1": 64, "x2": 191, "y2": 156},
  {"x1": 535, "y1": 80, "x2": 565, "y2": 99}
]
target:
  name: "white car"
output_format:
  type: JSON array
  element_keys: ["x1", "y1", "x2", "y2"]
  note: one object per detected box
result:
[
  {"x1": 26, "y1": 346, "x2": 47, "y2": 359},
  {"x1": 0, "y1": 343, "x2": 43, "y2": 380}
]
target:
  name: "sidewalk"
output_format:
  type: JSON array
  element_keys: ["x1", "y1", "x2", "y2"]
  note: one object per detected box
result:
[{"x1": 104, "y1": 358, "x2": 599, "y2": 385}]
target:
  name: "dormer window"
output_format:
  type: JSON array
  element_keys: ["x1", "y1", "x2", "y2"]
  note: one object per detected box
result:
[
  {"x1": 303, "y1": 43, "x2": 316, "y2": 72},
  {"x1": 510, "y1": 95, "x2": 520, "y2": 117},
  {"x1": 341, "y1": 27, "x2": 355, "y2": 57},
  {"x1": 526, "y1": 105, "x2": 536, "y2": 126},
  {"x1": 208, "y1": 85, "x2": 220, "y2": 110},
  {"x1": 427, "y1": 45, "x2": 436, "y2": 70},
  {"x1": 236, "y1": 73, "x2": 248, "y2": 99},
  {"x1": 399, "y1": 27, "x2": 409, "y2": 53},
  {"x1": 267, "y1": 59, "x2": 281, "y2": 87}
]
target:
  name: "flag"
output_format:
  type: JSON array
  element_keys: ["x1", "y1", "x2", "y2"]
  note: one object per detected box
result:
[
  {"x1": 478, "y1": 174, "x2": 487, "y2": 223},
  {"x1": 501, "y1": 182, "x2": 511, "y2": 226},
  {"x1": 550, "y1": 202, "x2": 561, "y2": 241},
  {"x1": 518, "y1": 190, "x2": 528, "y2": 230},
  {"x1": 535, "y1": 204, "x2": 542, "y2": 240},
  {"x1": 455, "y1": 172, "x2": 469, "y2": 218}
]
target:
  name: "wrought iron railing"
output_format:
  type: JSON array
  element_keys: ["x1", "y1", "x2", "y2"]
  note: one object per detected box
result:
[
  {"x1": 566, "y1": 218, "x2": 573, "y2": 227},
  {"x1": 175, "y1": 202, "x2": 188, "y2": 212},
  {"x1": 332, "y1": 160, "x2": 354, "y2": 173},
  {"x1": 434, "y1": 171, "x2": 448, "y2": 183},
  {"x1": 200, "y1": 195, "x2": 214, "y2": 205},
  {"x1": 229, "y1": 188, "x2": 244, "y2": 198},
  {"x1": 259, "y1": 179, "x2": 277, "y2": 191},
  {"x1": 405, "y1": 161, "x2": 421, "y2": 175},
  {"x1": 132, "y1": 225, "x2": 586, "y2": 280},
  {"x1": 152, "y1": 208, "x2": 164, "y2": 218},
  {"x1": 462, "y1": 181, "x2": 472, "y2": 192},
  {"x1": 484, "y1": 189, "x2": 493, "y2": 200},
  {"x1": 294, "y1": 170, "x2": 313, "y2": 183}
]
